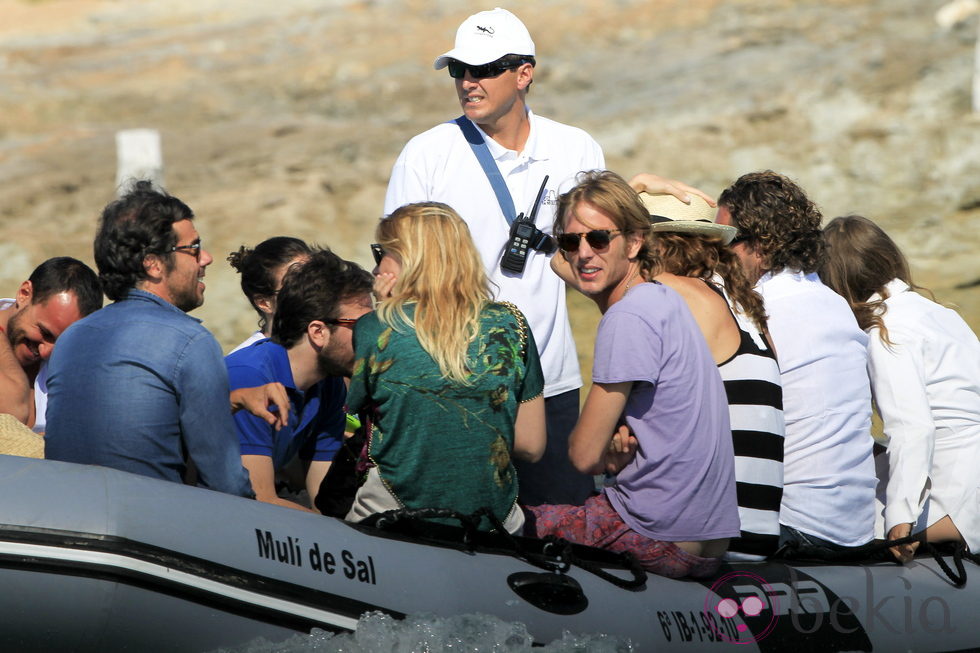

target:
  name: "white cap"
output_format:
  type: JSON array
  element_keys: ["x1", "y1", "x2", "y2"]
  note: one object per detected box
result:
[{"x1": 433, "y1": 8, "x2": 535, "y2": 69}]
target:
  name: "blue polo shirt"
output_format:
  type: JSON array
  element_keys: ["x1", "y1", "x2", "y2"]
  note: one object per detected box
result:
[{"x1": 225, "y1": 339, "x2": 345, "y2": 469}]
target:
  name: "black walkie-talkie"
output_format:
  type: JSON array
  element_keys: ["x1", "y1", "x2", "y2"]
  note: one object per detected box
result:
[{"x1": 500, "y1": 175, "x2": 550, "y2": 274}]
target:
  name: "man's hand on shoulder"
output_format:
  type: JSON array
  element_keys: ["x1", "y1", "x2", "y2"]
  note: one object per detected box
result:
[{"x1": 230, "y1": 383, "x2": 290, "y2": 431}]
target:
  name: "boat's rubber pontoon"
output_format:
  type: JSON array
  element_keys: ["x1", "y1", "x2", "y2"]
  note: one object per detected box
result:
[{"x1": 0, "y1": 456, "x2": 977, "y2": 652}]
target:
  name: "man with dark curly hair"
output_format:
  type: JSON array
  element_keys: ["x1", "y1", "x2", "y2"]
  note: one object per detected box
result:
[
  {"x1": 45, "y1": 182, "x2": 284, "y2": 497},
  {"x1": 717, "y1": 171, "x2": 876, "y2": 556}
]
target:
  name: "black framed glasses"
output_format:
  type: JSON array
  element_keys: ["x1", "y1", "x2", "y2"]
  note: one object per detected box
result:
[
  {"x1": 170, "y1": 242, "x2": 202, "y2": 259},
  {"x1": 556, "y1": 230, "x2": 622, "y2": 253},
  {"x1": 729, "y1": 233, "x2": 752, "y2": 246},
  {"x1": 370, "y1": 243, "x2": 385, "y2": 266},
  {"x1": 325, "y1": 317, "x2": 358, "y2": 329},
  {"x1": 447, "y1": 57, "x2": 527, "y2": 80}
]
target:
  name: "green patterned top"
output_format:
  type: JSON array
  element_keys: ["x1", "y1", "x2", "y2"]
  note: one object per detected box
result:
[{"x1": 347, "y1": 302, "x2": 544, "y2": 528}]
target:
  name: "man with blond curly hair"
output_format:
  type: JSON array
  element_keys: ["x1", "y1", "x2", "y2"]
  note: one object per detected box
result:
[{"x1": 717, "y1": 170, "x2": 876, "y2": 556}]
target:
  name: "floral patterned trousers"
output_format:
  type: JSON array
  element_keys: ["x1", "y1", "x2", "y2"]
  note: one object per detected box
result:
[{"x1": 526, "y1": 492, "x2": 722, "y2": 579}]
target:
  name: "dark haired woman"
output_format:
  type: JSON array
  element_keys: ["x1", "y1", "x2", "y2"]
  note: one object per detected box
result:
[
  {"x1": 822, "y1": 215, "x2": 980, "y2": 562},
  {"x1": 227, "y1": 237, "x2": 312, "y2": 353}
]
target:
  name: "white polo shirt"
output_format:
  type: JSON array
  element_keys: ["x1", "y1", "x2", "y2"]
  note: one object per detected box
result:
[
  {"x1": 758, "y1": 270, "x2": 877, "y2": 546},
  {"x1": 384, "y1": 110, "x2": 605, "y2": 398}
]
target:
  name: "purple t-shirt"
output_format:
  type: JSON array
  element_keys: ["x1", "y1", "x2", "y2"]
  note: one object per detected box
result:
[{"x1": 595, "y1": 282, "x2": 740, "y2": 541}]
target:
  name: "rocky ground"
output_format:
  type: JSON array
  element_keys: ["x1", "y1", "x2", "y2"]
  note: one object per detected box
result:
[{"x1": 1, "y1": 0, "x2": 978, "y2": 358}]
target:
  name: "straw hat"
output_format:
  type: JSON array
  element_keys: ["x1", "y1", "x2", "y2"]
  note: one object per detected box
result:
[
  {"x1": 638, "y1": 192, "x2": 738, "y2": 245},
  {"x1": 0, "y1": 413, "x2": 45, "y2": 459}
]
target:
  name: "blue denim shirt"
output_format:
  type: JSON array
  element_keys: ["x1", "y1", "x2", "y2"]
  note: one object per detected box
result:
[
  {"x1": 45, "y1": 289, "x2": 253, "y2": 497},
  {"x1": 225, "y1": 339, "x2": 345, "y2": 470}
]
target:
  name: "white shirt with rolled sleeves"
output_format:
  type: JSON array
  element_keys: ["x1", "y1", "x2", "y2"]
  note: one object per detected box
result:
[
  {"x1": 758, "y1": 269, "x2": 877, "y2": 546},
  {"x1": 868, "y1": 279, "x2": 980, "y2": 550},
  {"x1": 384, "y1": 110, "x2": 604, "y2": 398}
]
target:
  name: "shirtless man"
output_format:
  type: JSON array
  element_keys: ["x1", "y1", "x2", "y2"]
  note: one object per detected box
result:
[{"x1": 0, "y1": 257, "x2": 102, "y2": 431}]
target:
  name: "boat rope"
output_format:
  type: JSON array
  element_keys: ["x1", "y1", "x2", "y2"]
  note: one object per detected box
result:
[
  {"x1": 372, "y1": 506, "x2": 647, "y2": 591},
  {"x1": 924, "y1": 541, "x2": 980, "y2": 588},
  {"x1": 772, "y1": 534, "x2": 979, "y2": 588}
]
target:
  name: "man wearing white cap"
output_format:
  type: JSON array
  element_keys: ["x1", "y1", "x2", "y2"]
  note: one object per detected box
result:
[{"x1": 384, "y1": 7, "x2": 604, "y2": 505}]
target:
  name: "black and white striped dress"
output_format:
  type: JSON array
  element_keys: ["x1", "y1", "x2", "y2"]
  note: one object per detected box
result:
[{"x1": 711, "y1": 283, "x2": 785, "y2": 560}]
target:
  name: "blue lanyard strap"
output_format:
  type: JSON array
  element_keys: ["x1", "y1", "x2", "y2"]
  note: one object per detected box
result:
[{"x1": 454, "y1": 116, "x2": 518, "y2": 226}]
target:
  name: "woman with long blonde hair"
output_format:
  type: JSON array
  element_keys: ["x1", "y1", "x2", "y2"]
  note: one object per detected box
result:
[
  {"x1": 345, "y1": 202, "x2": 546, "y2": 533},
  {"x1": 822, "y1": 215, "x2": 980, "y2": 562}
]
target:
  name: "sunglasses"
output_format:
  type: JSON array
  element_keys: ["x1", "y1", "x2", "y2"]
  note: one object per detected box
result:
[
  {"x1": 447, "y1": 57, "x2": 526, "y2": 80},
  {"x1": 325, "y1": 317, "x2": 358, "y2": 329},
  {"x1": 370, "y1": 243, "x2": 385, "y2": 266},
  {"x1": 729, "y1": 233, "x2": 752, "y2": 246},
  {"x1": 556, "y1": 229, "x2": 623, "y2": 253}
]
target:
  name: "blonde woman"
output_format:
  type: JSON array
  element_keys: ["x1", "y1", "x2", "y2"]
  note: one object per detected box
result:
[
  {"x1": 345, "y1": 202, "x2": 546, "y2": 534},
  {"x1": 822, "y1": 215, "x2": 980, "y2": 562}
]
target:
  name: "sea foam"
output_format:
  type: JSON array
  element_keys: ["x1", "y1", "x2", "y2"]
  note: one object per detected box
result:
[{"x1": 217, "y1": 611, "x2": 633, "y2": 652}]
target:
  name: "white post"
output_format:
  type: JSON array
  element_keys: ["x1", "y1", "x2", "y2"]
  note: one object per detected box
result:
[
  {"x1": 974, "y1": 18, "x2": 980, "y2": 112},
  {"x1": 115, "y1": 129, "x2": 164, "y2": 196},
  {"x1": 936, "y1": 0, "x2": 980, "y2": 112}
]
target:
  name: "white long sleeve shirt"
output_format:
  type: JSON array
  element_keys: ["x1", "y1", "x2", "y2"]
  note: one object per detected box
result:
[{"x1": 869, "y1": 279, "x2": 980, "y2": 550}]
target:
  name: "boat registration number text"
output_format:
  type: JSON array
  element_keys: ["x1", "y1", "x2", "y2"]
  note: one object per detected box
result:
[{"x1": 657, "y1": 610, "x2": 741, "y2": 644}]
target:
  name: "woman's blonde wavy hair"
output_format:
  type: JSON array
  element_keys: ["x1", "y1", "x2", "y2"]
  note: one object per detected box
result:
[{"x1": 375, "y1": 202, "x2": 491, "y2": 384}]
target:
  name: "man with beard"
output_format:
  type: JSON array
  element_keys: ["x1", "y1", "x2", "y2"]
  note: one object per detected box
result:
[
  {"x1": 225, "y1": 249, "x2": 373, "y2": 512},
  {"x1": 0, "y1": 257, "x2": 102, "y2": 431},
  {"x1": 45, "y1": 182, "x2": 256, "y2": 497}
]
